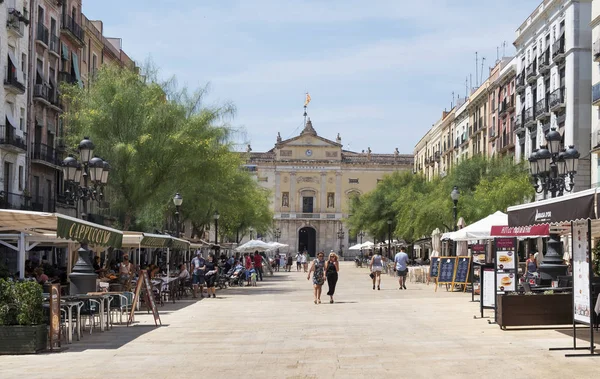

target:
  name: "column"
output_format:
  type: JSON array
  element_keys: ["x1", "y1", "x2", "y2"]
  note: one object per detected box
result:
[
  {"x1": 275, "y1": 171, "x2": 281, "y2": 213},
  {"x1": 290, "y1": 172, "x2": 297, "y2": 213},
  {"x1": 320, "y1": 171, "x2": 326, "y2": 213},
  {"x1": 335, "y1": 171, "x2": 342, "y2": 214}
]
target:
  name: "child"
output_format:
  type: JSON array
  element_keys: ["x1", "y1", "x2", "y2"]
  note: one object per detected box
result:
[
  {"x1": 247, "y1": 263, "x2": 257, "y2": 286},
  {"x1": 250, "y1": 271, "x2": 258, "y2": 286}
]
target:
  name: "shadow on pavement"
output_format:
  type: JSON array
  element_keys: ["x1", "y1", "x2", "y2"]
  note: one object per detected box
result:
[{"x1": 555, "y1": 327, "x2": 600, "y2": 344}]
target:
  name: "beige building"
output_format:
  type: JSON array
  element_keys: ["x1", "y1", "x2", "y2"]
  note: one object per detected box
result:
[{"x1": 245, "y1": 118, "x2": 413, "y2": 257}]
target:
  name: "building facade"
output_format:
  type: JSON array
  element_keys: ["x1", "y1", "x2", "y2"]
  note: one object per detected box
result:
[
  {"x1": 246, "y1": 119, "x2": 413, "y2": 257},
  {"x1": 1, "y1": 0, "x2": 30, "y2": 210},
  {"x1": 591, "y1": 0, "x2": 600, "y2": 187},
  {"x1": 514, "y1": 0, "x2": 592, "y2": 194},
  {"x1": 494, "y1": 58, "x2": 518, "y2": 158}
]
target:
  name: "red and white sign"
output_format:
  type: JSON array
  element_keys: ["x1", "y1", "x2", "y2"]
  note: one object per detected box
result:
[{"x1": 490, "y1": 224, "x2": 549, "y2": 237}]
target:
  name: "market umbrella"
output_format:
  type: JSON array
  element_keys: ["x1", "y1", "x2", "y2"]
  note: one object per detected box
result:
[
  {"x1": 235, "y1": 239, "x2": 272, "y2": 252},
  {"x1": 360, "y1": 241, "x2": 374, "y2": 250},
  {"x1": 349, "y1": 243, "x2": 363, "y2": 250},
  {"x1": 431, "y1": 228, "x2": 441, "y2": 257},
  {"x1": 267, "y1": 241, "x2": 289, "y2": 249}
]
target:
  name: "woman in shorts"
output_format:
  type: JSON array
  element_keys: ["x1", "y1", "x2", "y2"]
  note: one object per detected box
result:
[{"x1": 370, "y1": 249, "x2": 383, "y2": 290}]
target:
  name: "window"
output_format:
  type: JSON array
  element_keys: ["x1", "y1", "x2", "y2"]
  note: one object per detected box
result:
[
  {"x1": 19, "y1": 108, "x2": 24, "y2": 131},
  {"x1": 92, "y1": 53, "x2": 97, "y2": 76},
  {"x1": 21, "y1": 53, "x2": 26, "y2": 77},
  {"x1": 349, "y1": 178, "x2": 359, "y2": 184},
  {"x1": 281, "y1": 192, "x2": 289, "y2": 207},
  {"x1": 280, "y1": 150, "x2": 292, "y2": 157},
  {"x1": 327, "y1": 192, "x2": 334, "y2": 208},
  {"x1": 18, "y1": 166, "x2": 23, "y2": 191}
]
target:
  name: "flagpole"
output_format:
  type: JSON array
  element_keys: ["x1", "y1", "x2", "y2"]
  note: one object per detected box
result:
[{"x1": 303, "y1": 92, "x2": 310, "y2": 127}]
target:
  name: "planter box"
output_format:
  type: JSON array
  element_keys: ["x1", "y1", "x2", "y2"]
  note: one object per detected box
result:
[
  {"x1": 497, "y1": 293, "x2": 573, "y2": 329},
  {"x1": 0, "y1": 324, "x2": 47, "y2": 354}
]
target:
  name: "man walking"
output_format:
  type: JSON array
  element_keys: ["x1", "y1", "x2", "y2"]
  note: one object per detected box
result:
[
  {"x1": 302, "y1": 251, "x2": 308, "y2": 273},
  {"x1": 296, "y1": 252, "x2": 302, "y2": 271},
  {"x1": 394, "y1": 247, "x2": 409, "y2": 290},
  {"x1": 191, "y1": 251, "x2": 206, "y2": 298},
  {"x1": 254, "y1": 251, "x2": 264, "y2": 281}
]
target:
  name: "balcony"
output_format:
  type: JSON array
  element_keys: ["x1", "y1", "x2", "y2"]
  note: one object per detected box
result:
[
  {"x1": 535, "y1": 98, "x2": 550, "y2": 120},
  {"x1": 0, "y1": 125, "x2": 26, "y2": 152},
  {"x1": 592, "y1": 130, "x2": 600, "y2": 153},
  {"x1": 524, "y1": 107, "x2": 535, "y2": 128},
  {"x1": 538, "y1": 49, "x2": 551, "y2": 74},
  {"x1": 488, "y1": 127, "x2": 497, "y2": 140},
  {"x1": 58, "y1": 71, "x2": 76, "y2": 85},
  {"x1": 499, "y1": 95, "x2": 515, "y2": 117},
  {"x1": 549, "y1": 88, "x2": 565, "y2": 112},
  {"x1": 7, "y1": 9, "x2": 26, "y2": 38},
  {"x1": 552, "y1": 34, "x2": 565, "y2": 63},
  {"x1": 526, "y1": 61, "x2": 537, "y2": 83},
  {"x1": 33, "y1": 84, "x2": 51, "y2": 105},
  {"x1": 595, "y1": 39, "x2": 600, "y2": 63},
  {"x1": 514, "y1": 114, "x2": 524, "y2": 135},
  {"x1": 49, "y1": 34, "x2": 60, "y2": 57},
  {"x1": 0, "y1": 192, "x2": 30, "y2": 210},
  {"x1": 516, "y1": 72, "x2": 525, "y2": 93},
  {"x1": 4, "y1": 66, "x2": 26, "y2": 94},
  {"x1": 61, "y1": 14, "x2": 84, "y2": 46},
  {"x1": 593, "y1": 83, "x2": 600, "y2": 106},
  {"x1": 35, "y1": 23, "x2": 49, "y2": 48},
  {"x1": 32, "y1": 143, "x2": 61, "y2": 167}
]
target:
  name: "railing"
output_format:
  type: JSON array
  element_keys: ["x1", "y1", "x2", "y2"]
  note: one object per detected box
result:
[
  {"x1": 516, "y1": 72, "x2": 525, "y2": 87},
  {"x1": 4, "y1": 66, "x2": 26, "y2": 92},
  {"x1": 31, "y1": 196, "x2": 44, "y2": 212},
  {"x1": 524, "y1": 107, "x2": 534, "y2": 125},
  {"x1": 535, "y1": 98, "x2": 548, "y2": 116},
  {"x1": 61, "y1": 14, "x2": 84, "y2": 43},
  {"x1": 36, "y1": 23, "x2": 49, "y2": 45},
  {"x1": 593, "y1": 83, "x2": 600, "y2": 105},
  {"x1": 32, "y1": 143, "x2": 61, "y2": 165},
  {"x1": 538, "y1": 49, "x2": 550, "y2": 71},
  {"x1": 33, "y1": 84, "x2": 50, "y2": 101},
  {"x1": 0, "y1": 192, "x2": 29, "y2": 210},
  {"x1": 49, "y1": 34, "x2": 60, "y2": 55},
  {"x1": 552, "y1": 34, "x2": 565, "y2": 60},
  {"x1": 549, "y1": 88, "x2": 565, "y2": 109},
  {"x1": 0, "y1": 125, "x2": 26, "y2": 150},
  {"x1": 58, "y1": 71, "x2": 76, "y2": 84},
  {"x1": 526, "y1": 60, "x2": 537, "y2": 81}
]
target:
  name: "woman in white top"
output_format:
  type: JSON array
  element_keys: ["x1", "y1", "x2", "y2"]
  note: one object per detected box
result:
[
  {"x1": 119, "y1": 255, "x2": 133, "y2": 290},
  {"x1": 370, "y1": 249, "x2": 383, "y2": 290}
]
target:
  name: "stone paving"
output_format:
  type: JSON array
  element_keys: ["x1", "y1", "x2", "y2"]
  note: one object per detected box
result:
[{"x1": 1, "y1": 262, "x2": 600, "y2": 379}]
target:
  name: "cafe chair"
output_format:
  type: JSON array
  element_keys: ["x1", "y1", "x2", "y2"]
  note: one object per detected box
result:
[{"x1": 79, "y1": 299, "x2": 101, "y2": 335}]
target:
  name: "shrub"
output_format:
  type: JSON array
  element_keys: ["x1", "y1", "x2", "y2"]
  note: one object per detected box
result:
[{"x1": 0, "y1": 279, "x2": 44, "y2": 326}]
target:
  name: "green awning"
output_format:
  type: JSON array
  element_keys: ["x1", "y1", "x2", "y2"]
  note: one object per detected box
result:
[
  {"x1": 61, "y1": 42, "x2": 69, "y2": 60},
  {"x1": 170, "y1": 238, "x2": 190, "y2": 250},
  {"x1": 71, "y1": 52, "x2": 83, "y2": 88},
  {"x1": 56, "y1": 215, "x2": 123, "y2": 248},
  {"x1": 140, "y1": 233, "x2": 171, "y2": 248}
]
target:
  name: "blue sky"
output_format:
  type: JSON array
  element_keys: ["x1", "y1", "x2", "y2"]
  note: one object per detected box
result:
[{"x1": 84, "y1": 0, "x2": 542, "y2": 154}]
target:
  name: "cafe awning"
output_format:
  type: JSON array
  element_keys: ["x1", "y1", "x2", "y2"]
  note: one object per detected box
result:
[
  {"x1": 0, "y1": 209, "x2": 123, "y2": 248},
  {"x1": 121, "y1": 231, "x2": 190, "y2": 249},
  {"x1": 507, "y1": 188, "x2": 597, "y2": 227}
]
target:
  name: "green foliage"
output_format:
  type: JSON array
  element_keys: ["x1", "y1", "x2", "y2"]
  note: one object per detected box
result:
[
  {"x1": 592, "y1": 238, "x2": 600, "y2": 277},
  {"x1": 0, "y1": 280, "x2": 44, "y2": 326},
  {"x1": 61, "y1": 65, "x2": 271, "y2": 234},
  {"x1": 347, "y1": 155, "x2": 534, "y2": 243}
]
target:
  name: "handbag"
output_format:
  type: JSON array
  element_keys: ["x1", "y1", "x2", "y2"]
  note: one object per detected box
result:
[{"x1": 369, "y1": 272, "x2": 375, "y2": 279}]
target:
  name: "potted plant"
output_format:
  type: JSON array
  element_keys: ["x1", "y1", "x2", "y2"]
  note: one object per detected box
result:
[{"x1": 0, "y1": 280, "x2": 47, "y2": 354}]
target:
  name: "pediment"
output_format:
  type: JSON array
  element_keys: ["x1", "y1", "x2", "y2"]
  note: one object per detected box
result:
[{"x1": 277, "y1": 134, "x2": 341, "y2": 148}]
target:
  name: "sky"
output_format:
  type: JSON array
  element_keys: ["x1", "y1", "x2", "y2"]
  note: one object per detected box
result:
[{"x1": 83, "y1": 0, "x2": 542, "y2": 154}]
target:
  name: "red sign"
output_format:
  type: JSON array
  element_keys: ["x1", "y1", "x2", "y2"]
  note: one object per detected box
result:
[
  {"x1": 471, "y1": 244, "x2": 486, "y2": 252},
  {"x1": 490, "y1": 224, "x2": 549, "y2": 237}
]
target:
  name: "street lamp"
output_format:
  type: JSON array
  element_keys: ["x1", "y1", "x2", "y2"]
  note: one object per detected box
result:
[
  {"x1": 358, "y1": 230, "x2": 365, "y2": 245},
  {"x1": 173, "y1": 193, "x2": 183, "y2": 238},
  {"x1": 249, "y1": 227, "x2": 254, "y2": 240},
  {"x1": 61, "y1": 137, "x2": 110, "y2": 220},
  {"x1": 337, "y1": 226, "x2": 345, "y2": 257},
  {"x1": 213, "y1": 210, "x2": 220, "y2": 245},
  {"x1": 387, "y1": 220, "x2": 392, "y2": 259},
  {"x1": 450, "y1": 186, "x2": 460, "y2": 256},
  {"x1": 528, "y1": 128, "x2": 580, "y2": 198},
  {"x1": 274, "y1": 228, "x2": 281, "y2": 242}
]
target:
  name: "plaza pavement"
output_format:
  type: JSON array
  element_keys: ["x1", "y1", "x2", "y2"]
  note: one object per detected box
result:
[{"x1": 1, "y1": 262, "x2": 599, "y2": 379}]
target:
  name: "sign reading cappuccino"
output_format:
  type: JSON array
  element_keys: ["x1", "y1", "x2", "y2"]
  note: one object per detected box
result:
[{"x1": 57, "y1": 217, "x2": 123, "y2": 247}]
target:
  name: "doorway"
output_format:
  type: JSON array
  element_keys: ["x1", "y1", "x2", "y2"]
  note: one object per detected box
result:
[{"x1": 298, "y1": 227, "x2": 316, "y2": 257}]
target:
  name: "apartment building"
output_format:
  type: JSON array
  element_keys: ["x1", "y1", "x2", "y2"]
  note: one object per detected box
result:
[
  {"x1": 81, "y1": 14, "x2": 102, "y2": 88},
  {"x1": 1, "y1": 0, "x2": 30, "y2": 209},
  {"x1": 454, "y1": 97, "x2": 470, "y2": 163},
  {"x1": 28, "y1": 0, "x2": 63, "y2": 213},
  {"x1": 591, "y1": 0, "x2": 600, "y2": 187},
  {"x1": 487, "y1": 58, "x2": 517, "y2": 158},
  {"x1": 467, "y1": 79, "x2": 489, "y2": 158},
  {"x1": 513, "y1": 0, "x2": 592, "y2": 192}
]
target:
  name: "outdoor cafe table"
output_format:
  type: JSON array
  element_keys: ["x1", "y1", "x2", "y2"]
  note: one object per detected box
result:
[
  {"x1": 42, "y1": 300, "x2": 82, "y2": 344},
  {"x1": 65, "y1": 294, "x2": 111, "y2": 332}
]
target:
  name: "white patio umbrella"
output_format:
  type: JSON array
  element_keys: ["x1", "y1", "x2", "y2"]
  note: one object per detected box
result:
[
  {"x1": 235, "y1": 239, "x2": 272, "y2": 252},
  {"x1": 266, "y1": 242, "x2": 289, "y2": 250},
  {"x1": 349, "y1": 243, "x2": 363, "y2": 250},
  {"x1": 360, "y1": 241, "x2": 374, "y2": 249}
]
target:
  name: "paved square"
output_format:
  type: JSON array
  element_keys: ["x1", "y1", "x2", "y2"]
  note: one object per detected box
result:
[{"x1": 1, "y1": 262, "x2": 599, "y2": 379}]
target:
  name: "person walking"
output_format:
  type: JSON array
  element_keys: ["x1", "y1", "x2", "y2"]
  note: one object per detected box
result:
[
  {"x1": 286, "y1": 254, "x2": 293, "y2": 272},
  {"x1": 307, "y1": 251, "x2": 326, "y2": 304},
  {"x1": 370, "y1": 250, "x2": 383, "y2": 290},
  {"x1": 296, "y1": 252, "x2": 302, "y2": 271},
  {"x1": 394, "y1": 246, "x2": 410, "y2": 290},
  {"x1": 253, "y1": 251, "x2": 264, "y2": 281},
  {"x1": 302, "y1": 252, "x2": 308, "y2": 272},
  {"x1": 325, "y1": 252, "x2": 340, "y2": 303},
  {"x1": 204, "y1": 254, "x2": 218, "y2": 298},
  {"x1": 191, "y1": 251, "x2": 206, "y2": 298}
]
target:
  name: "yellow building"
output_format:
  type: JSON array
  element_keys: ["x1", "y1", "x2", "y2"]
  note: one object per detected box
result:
[{"x1": 246, "y1": 118, "x2": 413, "y2": 257}]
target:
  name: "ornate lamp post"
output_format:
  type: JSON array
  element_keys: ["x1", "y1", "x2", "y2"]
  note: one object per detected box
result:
[
  {"x1": 213, "y1": 210, "x2": 220, "y2": 245},
  {"x1": 173, "y1": 193, "x2": 183, "y2": 238},
  {"x1": 337, "y1": 226, "x2": 345, "y2": 257},
  {"x1": 387, "y1": 220, "x2": 392, "y2": 258},
  {"x1": 358, "y1": 230, "x2": 365, "y2": 245},
  {"x1": 527, "y1": 128, "x2": 581, "y2": 282},
  {"x1": 450, "y1": 186, "x2": 460, "y2": 256},
  {"x1": 61, "y1": 137, "x2": 110, "y2": 221},
  {"x1": 249, "y1": 227, "x2": 254, "y2": 240},
  {"x1": 274, "y1": 228, "x2": 281, "y2": 242}
]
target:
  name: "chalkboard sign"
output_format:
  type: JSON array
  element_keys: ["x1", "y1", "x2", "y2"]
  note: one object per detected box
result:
[
  {"x1": 430, "y1": 257, "x2": 440, "y2": 278},
  {"x1": 454, "y1": 256, "x2": 471, "y2": 285},
  {"x1": 437, "y1": 257, "x2": 457, "y2": 284},
  {"x1": 128, "y1": 270, "x2": 162, "y2": 326}
]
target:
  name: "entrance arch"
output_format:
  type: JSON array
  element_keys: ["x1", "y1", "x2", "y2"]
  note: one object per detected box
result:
[{"x1": 298, "y1": 227, "x2": 317, "y2": 257}]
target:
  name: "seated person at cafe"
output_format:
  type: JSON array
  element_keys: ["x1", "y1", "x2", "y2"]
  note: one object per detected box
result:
[
  {"x1": 148, "y1": 264, "x2": 160, "y2": 279},
  {"x1": 525, "y1": 252, "x2": 537, "y2": 279},
  {"x1": 119, "y1": 255, "x2": 133, "y2": 288},
  {"x1": 178, "y1": 264, "x2": 190, "y2": 279},
  {"x1": 24, "y1": 259, "x2": 35, "y2": 278},
  {"x1": 93, "y1": 256, "x2": 105, "y2": 277},
  {"x1": 34, "y1": 267, "x2": 49, "y2": 284}
]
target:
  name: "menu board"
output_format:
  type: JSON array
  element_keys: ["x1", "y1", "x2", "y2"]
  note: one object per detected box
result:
[
  {"x1": 495, "y1": 250, "x2": 516, "y2": 271},
  {"x1": 572, "y1": 220, "x2": 591, "y2": 324},
  {"x1": 430, "y1": 257, "x2": 440, "y2": 278},
  {"x1": 438, "y1": 257, "x2": 457, "y2": 284},
  {"x1": 482, "y1": 268, "x2": 495, "y2": 308},
  {"x1": 454, "y1": 256, "x2": 471, "y2": 284},
  {"x1": 142, "y1": 271, "x2": 161, "y2": 326},
  {"x1": 49, "y1": 283, "x2": 61, "y2": 349},
  {"x1": 128, "y1": 270, "x2": 162, "y2": 326},
  {"x1": 496, "y1": 272, "x2": 517, "y2": 292}
]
